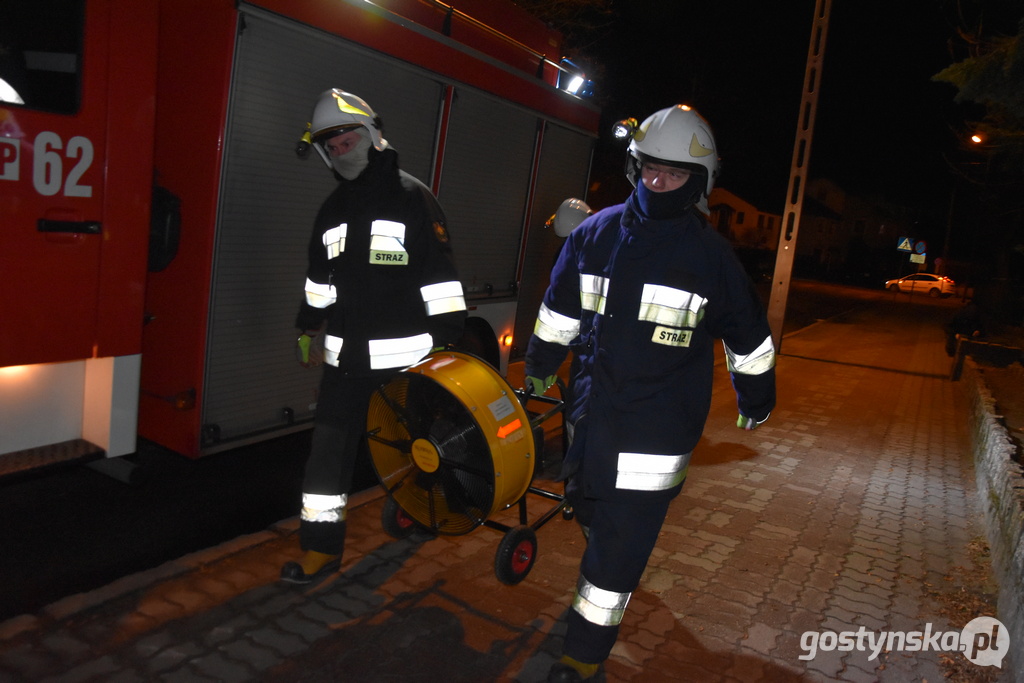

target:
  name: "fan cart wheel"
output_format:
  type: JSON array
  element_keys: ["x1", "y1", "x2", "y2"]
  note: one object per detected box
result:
[
  {"x1": 495, "y1": 525, "x2": 538, "y2": 585},
  {"x1": 382, "y1": 496, "x2": 418, "y2": 539}
]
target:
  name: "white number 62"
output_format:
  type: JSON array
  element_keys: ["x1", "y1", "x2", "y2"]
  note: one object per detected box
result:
[{"x1": 33, "y1": 131, "x2": 94, "y2": 198}]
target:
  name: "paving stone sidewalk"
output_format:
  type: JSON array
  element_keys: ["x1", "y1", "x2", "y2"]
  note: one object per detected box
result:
[{"x1": 0, "y1": 304, "x2": 1002, "y2": 683}]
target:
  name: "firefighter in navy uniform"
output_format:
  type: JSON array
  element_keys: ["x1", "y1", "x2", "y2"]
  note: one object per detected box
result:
[
  {"x1": 525, "y1": 105, "x2": 776, "y2": 681},
  {"x1": 281, "y1": 89, "x2": 467, "y2": 584}
]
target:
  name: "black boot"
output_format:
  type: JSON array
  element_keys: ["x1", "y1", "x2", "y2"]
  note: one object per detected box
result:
[
  {"x1": 547, "y1": 657, "x2": 601, "y2": 682},
  {"x1": 547, "y1": 662, "x2": 583, "y2": 682},
  {"x1": 279, "y1": 551, "x2": 341, "y2": 585}
]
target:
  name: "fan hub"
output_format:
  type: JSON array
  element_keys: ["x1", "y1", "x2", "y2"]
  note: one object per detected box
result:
[{"x1": 411, "y1": 437, "x2": 441, "y2": 473}]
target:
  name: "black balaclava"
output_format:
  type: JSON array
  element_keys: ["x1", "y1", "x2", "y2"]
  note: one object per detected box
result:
[{"x1": 634, "y1": 170, "x2": 705, "y2": 220}]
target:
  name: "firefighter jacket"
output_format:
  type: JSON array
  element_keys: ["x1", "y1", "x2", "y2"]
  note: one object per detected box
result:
[
  {"x1": 296, "y1": 147, "x2": 466, "y2": 375},
  {"x1": 525, "y1": 194, "x2": 776, "y2": 502}
]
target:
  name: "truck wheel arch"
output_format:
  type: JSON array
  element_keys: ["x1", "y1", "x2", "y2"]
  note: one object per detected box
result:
[{"x1": 456, "y1": 316, "x2": 500, "y2": 368}]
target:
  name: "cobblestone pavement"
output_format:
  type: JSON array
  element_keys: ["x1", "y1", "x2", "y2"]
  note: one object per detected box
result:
[{"x1": 0, "y1": 301, "x2": 1004, "y2": 682}]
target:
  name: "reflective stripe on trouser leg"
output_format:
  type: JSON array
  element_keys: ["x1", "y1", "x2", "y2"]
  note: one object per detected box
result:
[
  {"x1": 299, "y1": 509, "x2": 348, "y2": 556},
  {"x1": 299, "y1": 370, "x2": 383, "y2": 555},
  {"x1": 299, "y1": 492, "x2": 348, "y2": 556},
  {"x1": 302, "y1": 493, "x2": 347, "y2": 523},
  {"x1": 563, "y1": 495, "x2": 673, "y2": 664},
  {"x1": 573, "y1": 574, "x2": 630, "y2": 626}
]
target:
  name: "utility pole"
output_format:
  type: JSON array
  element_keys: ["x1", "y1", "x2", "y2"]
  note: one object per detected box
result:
[{"x1": 767, "y1": 0, "x2": 833, "y2": 352}]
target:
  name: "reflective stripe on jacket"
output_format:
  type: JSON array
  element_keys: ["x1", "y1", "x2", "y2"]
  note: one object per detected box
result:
[{"x1": 616, "y1": 451, "x2": 691, "y2": 491}]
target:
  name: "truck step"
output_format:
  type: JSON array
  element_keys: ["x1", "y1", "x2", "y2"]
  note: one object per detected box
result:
[{"x1": 0, "y1": 440, "x2": 105, "y2": 480}]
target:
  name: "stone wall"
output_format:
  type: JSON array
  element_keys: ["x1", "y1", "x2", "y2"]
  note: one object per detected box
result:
[{"x1": 960, "y1": 358, "x2": 1024, "y2": 680}]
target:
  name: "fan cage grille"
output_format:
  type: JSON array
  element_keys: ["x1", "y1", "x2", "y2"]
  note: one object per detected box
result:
[{"x1": 368, "y1": 373, "x2": 498, "y2": 535}]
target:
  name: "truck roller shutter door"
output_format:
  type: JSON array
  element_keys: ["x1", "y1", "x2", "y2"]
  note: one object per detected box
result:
[
  {"x1": 435, "y1": 89, "x2": 536, "y2": 300},
  {"x1": 512, "y1": 124, "x2": 595, "y2": 358},
  {"x1": 200, "y1": 7, "x2": 441, "y2": 450}
]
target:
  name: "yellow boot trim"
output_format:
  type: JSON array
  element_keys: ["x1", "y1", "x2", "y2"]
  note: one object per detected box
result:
[
  {"x1": 299, "y1": 550, "x2": 340, "y2": 575},
  {"x1": 559, "y1": 655, "x2": 600, "y2": 679}
]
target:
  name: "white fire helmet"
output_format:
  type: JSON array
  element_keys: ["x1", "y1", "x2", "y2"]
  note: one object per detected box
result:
[
  {"x1": 626, "y1": 104, "x2": 720, "y2": 199},
  {"x1": 547, "y1": 198, "x2": 592, "y2": 237},
  {"x1": 306, "y1": 89, "x2": 387, "y2": 169}
]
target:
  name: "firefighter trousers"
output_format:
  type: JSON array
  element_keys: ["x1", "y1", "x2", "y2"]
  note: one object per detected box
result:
[
  {"x1": 300, "y1": 369, "x2": 386, "y2": 556},
  {"x1": 562, "y1": 458, "x2": 673, "y2": 665}
]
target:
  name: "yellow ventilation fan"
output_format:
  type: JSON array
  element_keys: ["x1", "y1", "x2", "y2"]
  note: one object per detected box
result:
[{"x1": 367, "y1": 351, "x2": 568, "y2": 584}]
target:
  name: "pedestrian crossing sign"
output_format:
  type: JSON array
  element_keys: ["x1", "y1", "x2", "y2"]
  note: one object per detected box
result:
[{"x1": 896, "y1": 237, "x2": 914, "y2": 252}]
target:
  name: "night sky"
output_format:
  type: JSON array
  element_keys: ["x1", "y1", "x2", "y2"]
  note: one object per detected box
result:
[{"x1": 578, "y1": 0, "x2": 965, "y2": 228}]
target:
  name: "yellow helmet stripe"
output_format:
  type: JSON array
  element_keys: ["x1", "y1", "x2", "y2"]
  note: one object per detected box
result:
[
  {"x1": 689, "y1": 133, "x2": 714, "y2": 157},
  {"x1": 333, "y1": 92, "x2": 369, "y2": 116}
]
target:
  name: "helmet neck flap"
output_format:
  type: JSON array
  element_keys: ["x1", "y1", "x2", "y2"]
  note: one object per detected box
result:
[{"x1": 324, "y1": 127, "x2": 373, "y2": 180}]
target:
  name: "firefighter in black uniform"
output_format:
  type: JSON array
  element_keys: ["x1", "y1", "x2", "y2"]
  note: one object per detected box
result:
[
  {"x1": 280, "y1": 89, "x2": 467, "y2": 584},
  {"x1": 526, "y1": 105, "x2": 777, "y2": 681}
]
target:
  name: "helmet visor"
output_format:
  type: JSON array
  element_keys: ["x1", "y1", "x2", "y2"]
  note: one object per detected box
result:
[
  {"x1": 312, "y1": 124, "x2": 364, "y2": 146},
  {"x1": 627, "y1": 151, "x2": 708, "y2": 190},
  {"x1": 635, "y1": 151, "x2": 704, "y2": 175}
]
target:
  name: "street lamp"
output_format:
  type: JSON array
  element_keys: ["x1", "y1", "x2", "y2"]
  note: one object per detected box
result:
[
  {"x1": 941, "y1": 132, "x2": 982, "y2": 272},
  {"x1": 941, "y1": 128, "x2": 999, "y2": 297}
]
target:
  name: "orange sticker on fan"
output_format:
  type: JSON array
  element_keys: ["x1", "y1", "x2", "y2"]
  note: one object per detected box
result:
[{"x1": 496, "y1": 418, "x2": 522, "y2": 439}]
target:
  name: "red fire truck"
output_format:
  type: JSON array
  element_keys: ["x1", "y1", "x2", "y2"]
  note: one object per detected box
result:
[{"x1": 0, "y1": 0, "x2": 598, "y2": 474}]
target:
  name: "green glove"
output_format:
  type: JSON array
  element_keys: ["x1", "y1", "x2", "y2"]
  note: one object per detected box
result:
[
  {"x1": 296, "y1": 332, "x2": 324, "y2": 367},
  {"x1": 526, "y1": 375, "x2": 557, "y2": 396},
  {"x1": 297, "y1": 333, "x2": 313, "y2": 366},
  {"x1": 736, "y1": 413, "x2": 768, "y2": 430}
]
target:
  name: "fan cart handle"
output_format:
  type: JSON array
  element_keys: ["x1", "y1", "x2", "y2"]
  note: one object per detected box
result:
[{"x1": 516, "y1": 378, "x2": 566, "y2": 430}]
